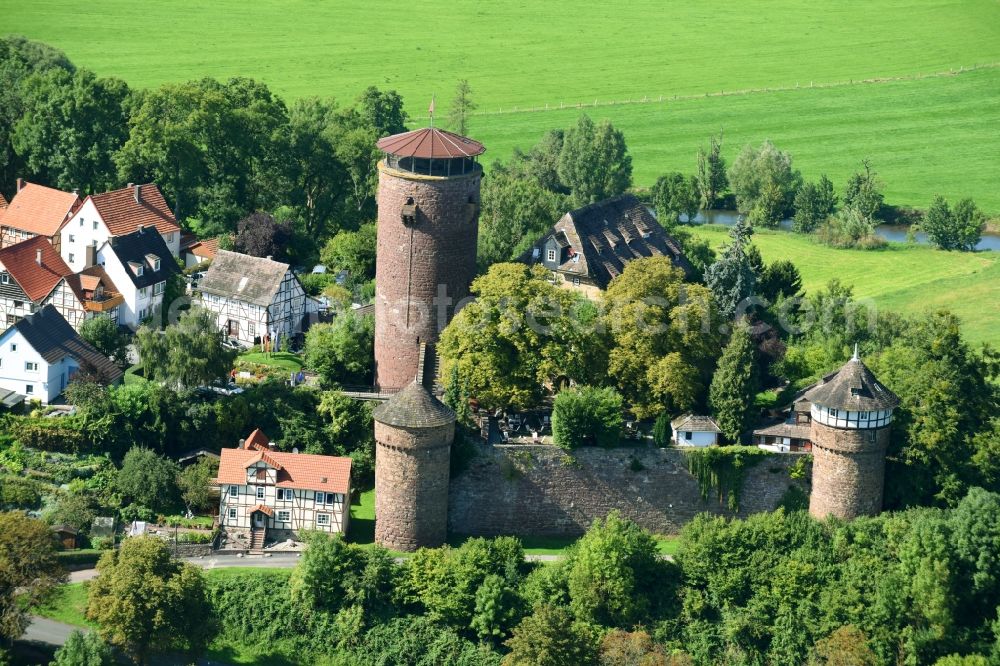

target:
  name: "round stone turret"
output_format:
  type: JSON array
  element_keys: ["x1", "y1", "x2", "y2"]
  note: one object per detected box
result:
[
  {"x1": 372, "y1": 381, "x2": 456, "y2": 551},
  {"x1": 808, "y1": 349, "x2": 900, "y2": 519},
  {"x1": 373, "y1": 127, "x2": 484, "y2": 390}
]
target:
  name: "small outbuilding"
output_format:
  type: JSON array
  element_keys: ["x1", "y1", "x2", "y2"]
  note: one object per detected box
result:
[
  {"x1": 51, "y1": 523, "x2": 80, "y2": 550},
  {"x1": 670, "y1": 414, "x2": 722, "y2": 447}
]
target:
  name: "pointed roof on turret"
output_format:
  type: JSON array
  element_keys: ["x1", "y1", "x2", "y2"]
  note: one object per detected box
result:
[
  {"x1": 376, "y1": 127, "x2": 485, "y2": 159},
  {"x1": 372, "y1": 380, "x2": 456, "y2": 428},
  {"x1": 805, "y1": 348, "x2": 899, "y2": 411}
]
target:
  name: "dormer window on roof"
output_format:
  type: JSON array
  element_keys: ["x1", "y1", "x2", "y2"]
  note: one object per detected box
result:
[
  {"x1": 129, "y1": 261, "x2": 144, "y2": 277},
  {"x1": 237, "y1": 276, "x2": 249, "y2": 292},
  {"x1": 145, "y1": 254, "x2": 160, "y2": 271}
]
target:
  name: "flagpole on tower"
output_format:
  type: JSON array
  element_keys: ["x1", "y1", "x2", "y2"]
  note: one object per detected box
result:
[{"x1": 429, "y1": 94, "x2": 435, "y2": 128}]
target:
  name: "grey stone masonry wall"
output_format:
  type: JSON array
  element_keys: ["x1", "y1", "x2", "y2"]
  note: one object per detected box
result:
[
  {"x1": 449, "y1": 444, "x2": 807, "y2": 537},
  {"x1": 375, "y1": 420, "x2": 454, "y2": 551},
  {"x1": 809, "y1": 422, "x2": 889, "y2": 519},
  {"x1": 374, "y1": 163, "x2": 481, "y2": 390}
]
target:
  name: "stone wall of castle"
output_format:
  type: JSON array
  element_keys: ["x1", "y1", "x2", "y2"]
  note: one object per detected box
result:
[
  {"x1": 808, "y1": 423, "x2": 889, "y2": 519},
  {"x1": 374, "y1": 164, "x2": 481, "y2": 390},
  {"x1": 448, "y1": 444, "x2": 808, "y2": 537},
  {"x1": 375, "y1": 420, "x2": 454, "y2": 551}
]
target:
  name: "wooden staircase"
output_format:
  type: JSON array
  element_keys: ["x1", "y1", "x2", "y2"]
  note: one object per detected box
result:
[{"x1": 249, "y1": 528, "x2": 266, "y2": 554}]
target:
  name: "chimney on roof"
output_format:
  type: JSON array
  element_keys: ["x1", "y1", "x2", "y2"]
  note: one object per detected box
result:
[
  {"x1": 238, "y1": 438, "x2": 246, "y2": 450},
  {"x1": 266, "y1": 255, "x2": 273, "y2": 261},
  {"x1": 16, "y1": 178, "x2": 24, "y2": 192},
  {"x1": 134, "y1": 183, "x2": 141, "y2": 204},
  {"x1": 72, "y1": 188, "x2": 79, "y2": 196},
  {"x1": 35, "y1": 248, "x2": 42, "y2": 266},
  {"x1": 137, "y1": 224, "x2": 145, "y2": 234}
]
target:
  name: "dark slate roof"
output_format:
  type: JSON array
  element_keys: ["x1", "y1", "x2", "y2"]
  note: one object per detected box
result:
[
  {"x1": 198, "y1": 250, "x2": 290, "y2": 308},
  {"x1": 9, "y1": 305, "x2": 123, "y2": 382},
  {"x1": 804, "y1": 354, "x2": 899, "y2": 411},
  {"x1": 523, "y1": 194, "x2": 694, "y2": 289},
  {"x1": 372, "y1": 381, "x2": 456, "y2": 428},
  {"x1": 671, "y1": 414, "x2": 722, "y2": 432},
  {"x1": 105, "y1": 227, "x2": 179, "y2": 289},
  {"x1": 753, "y1": 420, "x2": 812, "y2": 440}
]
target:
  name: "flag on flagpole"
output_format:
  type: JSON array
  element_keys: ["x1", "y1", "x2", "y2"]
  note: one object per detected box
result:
[{"x1": 429, "y1": 95, "x2": 435, "y2": 116}]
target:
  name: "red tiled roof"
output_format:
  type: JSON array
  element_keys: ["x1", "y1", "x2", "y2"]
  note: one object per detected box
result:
[
  {"x1": 250, "y1": 504, "x2": 274, "y2": 518},
  {"x1": 377, "y1": 127, "x2": 485, "y2": 159},
  {"x1": 216, "y1": 443, "x2": 352, "y2": 494},
  {"x1": 244, "y1": 428, "x2": 270, "y2": 451},
  {"x1": 89, "y1": 184, "x2": 179, "y2": 237},
  {"x1": 0, "y1": 193, "x2": 8, "y2": 209},
  {"x1": 0, "y1": 183, "x2": 79, "y2": 237},
  {"x1": 0, "y1": 236, "x2": 73, "y2": 301}
]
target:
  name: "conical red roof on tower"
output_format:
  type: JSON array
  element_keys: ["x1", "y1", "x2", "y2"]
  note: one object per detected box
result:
[{"x1": 376, "y1": 127, "x2": 485, "y2": 159}]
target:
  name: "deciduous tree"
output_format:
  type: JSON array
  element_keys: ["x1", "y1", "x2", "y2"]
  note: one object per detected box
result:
[
  {"x1": 233, "y1": 211, "x2": 293, "y2": 259},
  {"x1": 695, "y1": 132, "x2": 728, "y2": 209},
  {"x1": 439, "y1": 263, "x2": 608, "y2": 409},
  {"x1": 303, "y1": 311, "x2": 374, "y2": 387},
  {"x1": 87, "y1": 536, "x2": 213, "y2": 664},
  {"x1": 922, "y1": 195, "x2": 984, "y2": 252},
  {"x1": 551, "y1": 386, "x2": 623, "y2": 450},
  {"x1": 651, "y1": 172, "x2": 700, "y2": 226},
  {"x1": 0, "y1": 512, "x2": 65, "y2": 644},
  {"x1": 503, "y1": 604, "x2": 598, "y2": 666},
  {"x1": 135, "y1": 307, "x2": 236, "y2": 389},
  {"x1": 604, "y1": 256, "x2": 721, "y2": 418},
  {"x1": 78, "y1": 315, "x2": 130, "y2": 369},
  {"x1": 52, "y1": 630, "x2": 115, "y2": 666},
  {"x1": 793, "y1": 175, "x2": 837, "y2": 233},
  {"x1": 114, "y1": 447, "x2": 180, "y2": 515},
  {"x1": 176, "y1": 457, "x2": 218, "y2": 514},
  {"x1": 842, "y1": 160, "x2": 884, "y2": 221},
  {"x1": 728, "y1": 140, "x2": 801, "y2": 228},
  {"x1": 320, "y1": 223, "x2": 377, "y2": 287},
  {"x1": 557, "y1": 114, "x2": 632, "y2": 207}
]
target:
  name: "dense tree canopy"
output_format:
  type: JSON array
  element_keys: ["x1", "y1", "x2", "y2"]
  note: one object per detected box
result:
[
  {"x1": 603, "y1": 256, "x2": 722, "y2": 418},
  {"x1": 922, "y1": 195, "x2": 985, "y2": 251},
  {"x1": 793, "y1": 175, "x2": 837, "y2": 233},
  {"x1": 136, "y1": 307, "x2": 236, "y2": 389},
  {"x1": 87, "y1": 536, "x2": 214, "y2": 663},
  {"x1": 0, "y1": 512, "x2": 65, "y2": 644},
  {"x1": 439, "y1": 263, "x2": 607, "y2": 409},
  {"x1": 551, "y1": 386, "x2": 624, "y2": 450},
  {"x1": 651, "y1": 172, "x2": 700, "y2": 226},
  {"x1": 728, "y1": 140, "x2": 802, "y2": 228},
  {"x1": 78, "y1": 315, "x2": 131, "y2": 369},
  {"x1": 303, "y1": 311, "x2": 375, "y2": 387},
  {"x1": 557, "y1": 114, "x2": 632, "y2": 208},
  {"x1": 233, "y1": 211, "x2": 294, "y2": 260}
]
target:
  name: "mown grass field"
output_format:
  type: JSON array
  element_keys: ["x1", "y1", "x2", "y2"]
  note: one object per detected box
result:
[
  {"x1": 689, "y1": 225, "x2": 1000, "y2": 347},
  {"x1": 5, "y1": 0, "x2": 1000, "y2": 208}
]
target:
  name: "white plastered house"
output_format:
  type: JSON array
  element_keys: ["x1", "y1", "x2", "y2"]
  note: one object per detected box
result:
[
  {"x1": 96, "y1": 227, "x2": 180, "y2": 329},
  {"x1": 670, "y1": 414, "x2": 722, "y2": 447}
]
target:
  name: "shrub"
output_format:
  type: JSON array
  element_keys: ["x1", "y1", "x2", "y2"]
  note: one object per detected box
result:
[
  {"x1": 652, "y1": 413, "x2": 671, "y2": 448},
  {"x1": 551, "y1": 386, "x2": 623, "y2": 450},
  {"x1": 0, "y1": 475, "x2": 42, "y2": 509}
]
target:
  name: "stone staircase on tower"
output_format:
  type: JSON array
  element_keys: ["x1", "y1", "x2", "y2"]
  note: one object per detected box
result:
[{"x1": 416, "y1": 342, "x2": 443, "y2": 395}]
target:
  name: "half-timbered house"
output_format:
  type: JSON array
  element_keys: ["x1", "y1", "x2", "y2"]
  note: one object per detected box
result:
[
  {"x1": 215, "y1": 429, "x2": 352, "y2": 550},
  {"x1": 0, "y1": 180, "x2": 79, "y2": 250},
  {"x1": 198, "y1": 250, "x2": 317, "y2": 347},
  {"x1": 0, "y1": 237, "x2": 123, "y2": 330}
]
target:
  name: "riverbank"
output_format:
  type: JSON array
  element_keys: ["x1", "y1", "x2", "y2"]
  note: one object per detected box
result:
[{"x1": 689, "y1": 224, "x2": 1000, "y2": 347}]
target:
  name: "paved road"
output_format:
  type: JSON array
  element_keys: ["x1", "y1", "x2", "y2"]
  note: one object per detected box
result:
[{"x1": 68, "y1": 551, "x2": 562, "y2": 582}]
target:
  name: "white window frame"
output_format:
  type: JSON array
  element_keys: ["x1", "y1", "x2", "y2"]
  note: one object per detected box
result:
[
  {"x1": 277, "y1": 510, "x2": 290, "y2": 522},
  {"x1": 228, "y1": 508, "x2": 237, "y2": 520},
  {"x1": 25, "y1": 384, "x2": 33, "y2": 395},
  {"x1": 68, "y1": 253, "x2": 75, "y2": 264},
  {"x1": 0, "y1": 274, "x2": 7, "y2": 284},
  {"x1": 546, "y1": 249, "x2": 556, "y2": 262},
  {"x1": 25, "y1": 361, "x2": 38, "y2": 372},
  {"x1": 316, "y1": 513, "x2": 330, "y2": 526},
  {"x1": 153, "y1": 281, "x2": 165, "y2": 296},
  {"x1": 256, "y1": 486, "x2": 265, "y2": 500},
  {"x1": 229, "y1": 485, "x2": 238, "y2": 498},
  {"x1": 69, "y1": 234, "x2": 75, "y2": 243},
  {"x1": 92, "y1": 220, "x2": 98, "y2": 230}
]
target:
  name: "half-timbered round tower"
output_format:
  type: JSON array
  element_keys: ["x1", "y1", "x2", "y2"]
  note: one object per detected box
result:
[
  {"x1": 373, "y1": 127, "x2": 484, "y2": 390},
  {"x1": 372, "y1": 380, "x2": 456, "y2": 551},
  {"x1": 808, "y1": 348, "x2": 900, "y2": 520}
]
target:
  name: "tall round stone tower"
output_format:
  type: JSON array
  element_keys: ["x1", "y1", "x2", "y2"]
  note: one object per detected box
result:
[
  {"x1": 808, "y1": 348, "x2": 900, "y2": 519},
  {"x1": 373, "y1": 127, "x2": 485, "y2": 390},
  {"x1": 372, "y1": 381, "x2": 456, "y2": 551}
]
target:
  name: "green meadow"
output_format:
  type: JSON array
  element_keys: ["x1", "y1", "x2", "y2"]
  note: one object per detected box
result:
[
  {"x1": 689, "y1": 225, "x2": 1000, "y2": 347},
  {"x1": 5, "y1": 0, "x2": 1000, "y2": 207}
]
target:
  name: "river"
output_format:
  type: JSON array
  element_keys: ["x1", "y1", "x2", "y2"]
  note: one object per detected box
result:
[{"x1": 689, "y1": 210, "x2": 1000, "y2": 252}]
